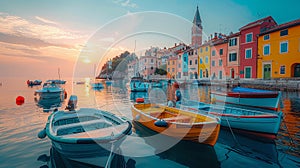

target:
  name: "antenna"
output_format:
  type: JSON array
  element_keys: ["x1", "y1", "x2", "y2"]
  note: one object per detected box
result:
[{"x1": 134, "y1": 40, "x2": 136, "y2": 53}]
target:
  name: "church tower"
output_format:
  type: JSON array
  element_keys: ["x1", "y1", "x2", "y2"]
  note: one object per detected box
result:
[{"x1": 191, "y1": 6, "x2": 202, "y2": 46}]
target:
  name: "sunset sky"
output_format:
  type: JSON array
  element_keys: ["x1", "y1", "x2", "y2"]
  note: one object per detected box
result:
[{"x1": 0, "y1": 0, "x2": 299, "y2": 78}]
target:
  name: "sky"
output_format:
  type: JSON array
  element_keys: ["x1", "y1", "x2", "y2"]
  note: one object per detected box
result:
[{"x1": 0, "y1": 0, "x2": 299, "y2": 78}]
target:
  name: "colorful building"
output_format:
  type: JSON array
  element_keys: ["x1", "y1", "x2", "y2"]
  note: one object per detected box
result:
[
  {"x1": 257, "y1": 19, "x2": 300, "y2": 79},
  {"x1": 167, "y1": 56, "x2": 178, "y2": 79},
  {"x1": 198, "y1": 42, "x2": 211, "y2": 79},
  {"x1": 188, "y1": 47, "x2": 199, "y2": 79},
  {"x1": 210, "y1": 34, "x2": 228, "y2": 80},
  {"x1": 239, "y1": 16, "x2": 277, "y2": 79},
  {"x1": 226, "y1": 32, "x2": 240, "y2": 79},
  {"x1": 139, "y1": 55, "x2": 157, "y2": 78}
]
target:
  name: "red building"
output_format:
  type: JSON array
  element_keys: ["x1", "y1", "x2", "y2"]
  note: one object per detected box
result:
[{"x1": 239, "y1": 16, "x2": 277, "y2": 78}]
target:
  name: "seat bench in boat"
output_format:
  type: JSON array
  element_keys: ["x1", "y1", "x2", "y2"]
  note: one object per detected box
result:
[{"x1": 162, "y1": 115, "x2": 192, "y2": 123}]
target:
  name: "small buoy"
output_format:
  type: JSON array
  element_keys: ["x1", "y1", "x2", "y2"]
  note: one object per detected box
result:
[
  {"x1": 38, "y1": 128, "x2": 47, "y2": 139},
  {"x1": 136, "y1": 98, "x2": 144, "y2": 103},
  {"x1": 16, "y1": 96, "x2": 25, "y2": 105},
  {"x1": 154, "y1": 119, "x2": 168, "y2": 127}
]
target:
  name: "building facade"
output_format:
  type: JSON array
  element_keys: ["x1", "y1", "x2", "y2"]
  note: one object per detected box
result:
[
  {"x1": 257, "y1": 19, "x2": 300, "y2": 79},
  {"x1": 188, "y1": 48, "x2": 199, "y2": 79},
  {"x1": 198, "y1": 42, "x2": 211, "y2": 79},
  {"x1": 210, "y1": 35, "x2": 228, "y2": 80},
  {"x1": 226, "y1": 32, "x2": 240, "y2": 79},
  {"x1": 239, "y1": 16, "x2": 277, "y2": 79}
]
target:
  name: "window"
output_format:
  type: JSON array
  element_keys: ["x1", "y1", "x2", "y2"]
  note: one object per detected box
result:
[
  {"x1": 200, "y1": 48, "x2": 203, "y2": 53},
  {"x1": 172, "y1": 68, "x2": 174, "y2": 72},
  {"x1": 145, "y1": 59, "x2": 147, "y2": 62},
  {"x1": 205, "y1": 47, "x2": 208, "y2": 51},
  {"x1": 212, "y1": 50, "x2": 216, "y2": 56},
  {"x1": 212, "y1": 61, "x2": 215, "y2": 67},
  {"x1": 263, "y1": 44, "x2": 270, "y2": 55},
  {"x1": 219, "y1": 59, "x2": 222, "y2": 66},
  {"x1": 229, "y1": 53, "x2": 237, "y2": 62},
  {"x1": 190, "y1": 60, "x2": 192, "y2": 65},
  {"x1": 264, "y1": 34, "x2": 270, "y2": 40},
  {"x1": 172, "y1": 61, "x2": 175, "y2": 65},
  {"x1": 205, "y1": 56, "x2": 208, "y2": 63},
  {"x1": 219, "y1": 49, "x2": 223, "y2": 55},
  {"x1": 195, "y1": 59, "x2": 198, "y2": 65},
  {"x1": 280, "y1": 41, "x2": 288, "y2": 53},
  {"x1": 183, "y1": 57, "x2": 187, "y2": 62},
  {"x1": 229, "y1": 38, "x2": 237, "y2": 46},
  {"x1": 245, "y1": 67, "x2": 252, "y2": 78},
  {"x1": 151, "y1": 59, "x2": 153, "y2": 63},
  {"x1": 280, "y1": 66, "x2": 285, "y2": 74},
  {"x1": 168, "y1": 61, "x2": 170, "y2": 65},
  {"x1": 219, "y1": 70, "x2": 222, "y2": 79},
  {"x1": 245, "y1": 48, "x2": 252, "y2": 59},
  {"x1": 280, "y1": 29, "x2": 288, "y2": 36},
  {"x1": 200, "y1": 58, "x2": 203, "y2": 64},
  {"x1": 151, "y1": 66, "x2": 153, "y2": 70},
  {"x1": 167, "y1": 68, "x2": 170, "y2": 72},
  {"x1": 178, "y1": 63, "x2": 181, "y2": 68},
  {"x1": 246, "y1": 33, "x2": 253, "y2": 43}
]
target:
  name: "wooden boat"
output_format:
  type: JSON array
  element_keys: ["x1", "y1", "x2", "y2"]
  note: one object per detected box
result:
[
  {"x1": 180, "y1": 100, "x2": 283, "y2": 138},
  {"x1": 38, "y1": 107, "x2": 132, "y2": 161},
  {"x1": 130, "y1": 77, "x2": 149, "y2": 92},
  {"x1": 131, "y1": 103, "x2": 220, "y2": 146},
  {"x1": 211, "y1": 87, "x2": 281, "y2": 110}
]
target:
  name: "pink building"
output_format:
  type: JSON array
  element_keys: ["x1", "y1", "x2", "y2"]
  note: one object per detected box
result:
[
  {"x1": 210, "y1": 33, "x2": 228, "y2": 80},
  {"x1": 139, "y1": 55, "x2": 157, "y2": 78},
  {"x1": 226, "y1": 32, "x2": 240, "y2": 79},
  {"x1": 188, "y1": 47, "x2": 199, "y2": 79},
  {"x1": 239, "y1": 16, "x2": 277, "y2": 79}
]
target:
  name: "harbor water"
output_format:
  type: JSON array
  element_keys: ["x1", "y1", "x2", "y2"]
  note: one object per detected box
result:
[{"x1": 0, "y1": 77, "x2": 299, "y2": 168}]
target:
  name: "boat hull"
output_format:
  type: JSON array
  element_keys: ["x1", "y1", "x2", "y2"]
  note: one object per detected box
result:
[{"x1": 131, "y1": 104, "x2": 220, "y2": 146}]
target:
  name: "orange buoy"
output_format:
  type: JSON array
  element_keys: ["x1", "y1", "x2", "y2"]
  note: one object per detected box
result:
[
  {"x1": 173, "y1": 82, "x2": 179, "y2": 89},
  {"x1": 16, "y1": 96, "x2": 25, "y2": 105},
  {"x1": 136, "y1": 98, "x2": 144, "y2": 103}
]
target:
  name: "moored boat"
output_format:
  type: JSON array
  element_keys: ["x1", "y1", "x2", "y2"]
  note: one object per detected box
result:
[
  {"x1": 46, "y1": 79, "x2": 67, "y2": 84},
  {"x1": 130, "y1": 77, "x2": 149, "y2": 92},
  {"x1": 27, "y1": 80, "x2": 42, "y2": 86},
  {"x1": 180, "y1": 99, "x2": 283, "y2": 138},
  {"x1": 131, "y1": 103, "x2": 220, "y2": 146},
  {"x1": 211, "y1": 87, "x2": 281, "y2": 110},
  {"x1": 91, "y1": 82, "x2": 104, "y2": 89},
  {"x1": 38, "y1": 104, "x2": 132, "y2": 163},
  {"x1": 35, "y1": 82, "x2": 65, "y2": 99}
]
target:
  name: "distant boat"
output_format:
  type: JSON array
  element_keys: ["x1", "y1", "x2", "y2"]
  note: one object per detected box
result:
[
  {"x1": 75, "y1": 81, "x2": 85, "y2": 85},
  {"x1": 130, "y1": 77, "x2": 149, "y2": 92},
  {"x1": 46, "y1": 79, "x2": 66, "y2": 85},
  {"x1": 91, "y1": 82, "x2": 104, "y2": 89},
  {"x1": 38, "y1": 96, "x2": 132, "y2": 164},
  {"x1": 131, "y1": 103, "x2": 220, "y2": 146},
  {"x1": 211, "y1": 87, "x2": 281, "y2": 110},
  {"x1": 27, "y1": 80, "x2": 42, "y2": 86},
  {"x1": 180, "y1": 99, "x2": 283, "y2": 138},
  {"x1": 151, "y1": 81, "x2": 162, "y2": 88},
  {"x1": 35, "y1": 82, "x2": 65, "y2": 99}
]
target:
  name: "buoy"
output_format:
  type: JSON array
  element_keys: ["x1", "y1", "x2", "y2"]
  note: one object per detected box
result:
[
  {"x1": 38, "y1": 128, "x2": 47, "y2": 139},
  {"x1": 136, "y1": 98, "x2": 144, "y2": 103},
  {"x1": 154, "y1": 119, "x2": 168, "y2": 127},
  {"x1": 16, "y1": 96, "x2": 25, "y2": 105}
]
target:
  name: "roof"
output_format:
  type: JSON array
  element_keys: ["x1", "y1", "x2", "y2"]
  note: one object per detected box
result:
[
  {"x1": 239, "y1": 16, "x2": 276, "y2": 31},
  {"x1": 193, "y1": 6, "x2": 202, "y2": 24},
  {"x1": 227, "y1": 32, "x2": 240, "y2": 38},
  {"x1": 260, "y1": 18, "x2": 300, "y2": 36},
  {"x1": 168, "y1": 56, "x2": 178, "y2": 60}
]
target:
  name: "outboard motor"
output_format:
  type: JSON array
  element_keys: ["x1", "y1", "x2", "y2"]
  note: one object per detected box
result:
[{"x1": 65, "y1": 95, "x2": 78, "y2": 111}]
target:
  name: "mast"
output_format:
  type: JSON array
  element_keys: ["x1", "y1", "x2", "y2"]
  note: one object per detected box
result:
[{"x1": 58, "y1": 68, "x2": 61, "y2": 80}]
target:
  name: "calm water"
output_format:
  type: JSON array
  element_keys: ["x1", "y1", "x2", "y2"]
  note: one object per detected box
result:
[{"x1": 0, "y1": 77, "x2": 299, "y2": 168}]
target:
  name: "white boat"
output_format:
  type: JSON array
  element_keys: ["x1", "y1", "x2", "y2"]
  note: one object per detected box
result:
[
  {"x1": 35, "y1": 82, "x2": 65, "y2": 99},
  {"x1": 151, "y1": 81, "x2": 162, "y2": 88},
  {"x1": 46, "y1": 79, "x2": 66, "y2": 84},
  {"x1": 38, "y1": 97, "x2": 132, "y2": 164},
  {"x1": 130, "y1": 77, "x2": 149, "y2": 92},
  {"x1": 180, "y1": 100, "x2": 283, "y2": 138},
  {"x1": 211, "y1": 87, "x2": 281, "y2": 110}
]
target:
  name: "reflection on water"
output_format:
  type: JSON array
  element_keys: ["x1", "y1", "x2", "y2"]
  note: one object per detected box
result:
[{"x1": 35, "y1": 97, "x2": 64, "y2": 112}]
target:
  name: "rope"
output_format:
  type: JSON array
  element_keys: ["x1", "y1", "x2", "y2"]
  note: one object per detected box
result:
[
  {"x1": 105, "y1": 143, "x2": 115, "y2": 168},
  {"x1": 224, "y1": 116, "x2": 241, "y2": 148}
]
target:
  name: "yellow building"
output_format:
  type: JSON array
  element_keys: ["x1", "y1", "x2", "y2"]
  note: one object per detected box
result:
[
  {"x1": 198, "y1": 42, "x2": 211, "y2": 79},
  {"x1": 258, "y1": 19, "x2": 300, "y2": 79}
]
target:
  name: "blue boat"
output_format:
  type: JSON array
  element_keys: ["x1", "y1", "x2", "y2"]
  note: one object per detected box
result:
[{"x1": 130, "y1": 77, "x2": 149, "y2": 92}]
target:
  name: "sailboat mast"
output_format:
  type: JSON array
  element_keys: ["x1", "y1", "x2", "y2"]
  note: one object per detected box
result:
[{"x1": 58, "y1": 68, "x2": 61, "y2": 80}]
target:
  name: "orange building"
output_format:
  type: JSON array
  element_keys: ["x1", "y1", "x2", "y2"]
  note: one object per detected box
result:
[{"x1": 167, "y1": 56, "x2": 178, "y2": 79}]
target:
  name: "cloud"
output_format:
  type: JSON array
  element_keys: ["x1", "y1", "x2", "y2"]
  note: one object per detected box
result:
[
  {"x1": 113, "y1": 0, "x2": 137, "y2": 8},
  {"x1": 35, "y1": 16, "x2": 59, "y2": 25}
]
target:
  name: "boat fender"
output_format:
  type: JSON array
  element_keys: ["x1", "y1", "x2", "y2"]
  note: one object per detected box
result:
[
  {"x1": 136, "y1": 98, "x2": 144, "y2": 103},
  {"x1": 38, "y1": 128, "x2": 47, "y2": 139},
  {"x1": 135, "y1": 114, "x2": 140, "y2": 121},
  {"x1": 154, "y1": 119, "x2": 168, "y2": 127}
]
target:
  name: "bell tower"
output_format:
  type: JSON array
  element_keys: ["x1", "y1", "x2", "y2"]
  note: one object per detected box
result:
[{"x1": 191, "y1": 6, "x2": 202, "y2": 46}]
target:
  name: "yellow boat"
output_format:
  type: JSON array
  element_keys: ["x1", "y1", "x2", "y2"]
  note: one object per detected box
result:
[{"x1": 131, "y1": 103, "x2": 220, "y2": 146}]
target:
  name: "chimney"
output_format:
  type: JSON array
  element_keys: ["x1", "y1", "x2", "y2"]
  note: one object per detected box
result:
[
  {"x1": 210, "y1": 34, "x2": 213, "y2": 39},
  {"x1": 175, "y1": 43, "x2": 177, "y2": 46},
  {"x1": 214, "y1": 33, "x2": 217, "y2": 38}
]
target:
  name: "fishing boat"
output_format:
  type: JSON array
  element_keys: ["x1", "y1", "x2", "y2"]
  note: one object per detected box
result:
[
  {"x1": 91, "y1": 82, "x2": 104, "y2": 89},
  {"x1": 210, "y1": 87, "x2": 281, "y2": 110},
  {"x1": 180, "y1": 99, "x2": 283, "y2": 138},
  {"x1": 130, "y1": 77, "x2": 149, "y2": 92},
  {"x1": 131, "y1": 103, "x2": 220, "y2": 146},
  {"x1": 150, "y1": 81, "x2": 162, "y2": 88},
  {"x1": 27, "y1": 79, "x2": 42, "y2": 86},
  {"x1": 35, "y1": 81, "x2": 65, "y2": 99},
  {"x1": 38, "y1": 96, "x2": 132, "y2": 163}
]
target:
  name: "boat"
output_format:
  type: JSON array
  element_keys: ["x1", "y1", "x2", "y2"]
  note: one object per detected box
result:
[
  {"x1": 150, "y1": 81, "x2": 162, "y2": 88},
  {"x1": 38, "y1": 96, "x2": 132, "y2": 164},
  {"x1": 131, "y1": 103, "x2": 220, "y2": 146},
  {"x1": 35, "y1": 81, "x2": 65, "y2": 99},
  {"x1": 211, "y1": 87, "x2": 281, "y2": 110},
  {"x1": 130, "y1": 77, "x2": 149, "y2": 92},
  {"x1": 27, "y1": 80, "x2": 42, "y2": 86},
  {"x1": 91, "y1": 82, "x2": 104, "y2": 89},
  {"x1": 46, "y1": 79, "x2": 66, "y2": 84},
  {"x1": 179, "y1": 99, "x2": 283, "y2": 138}
]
